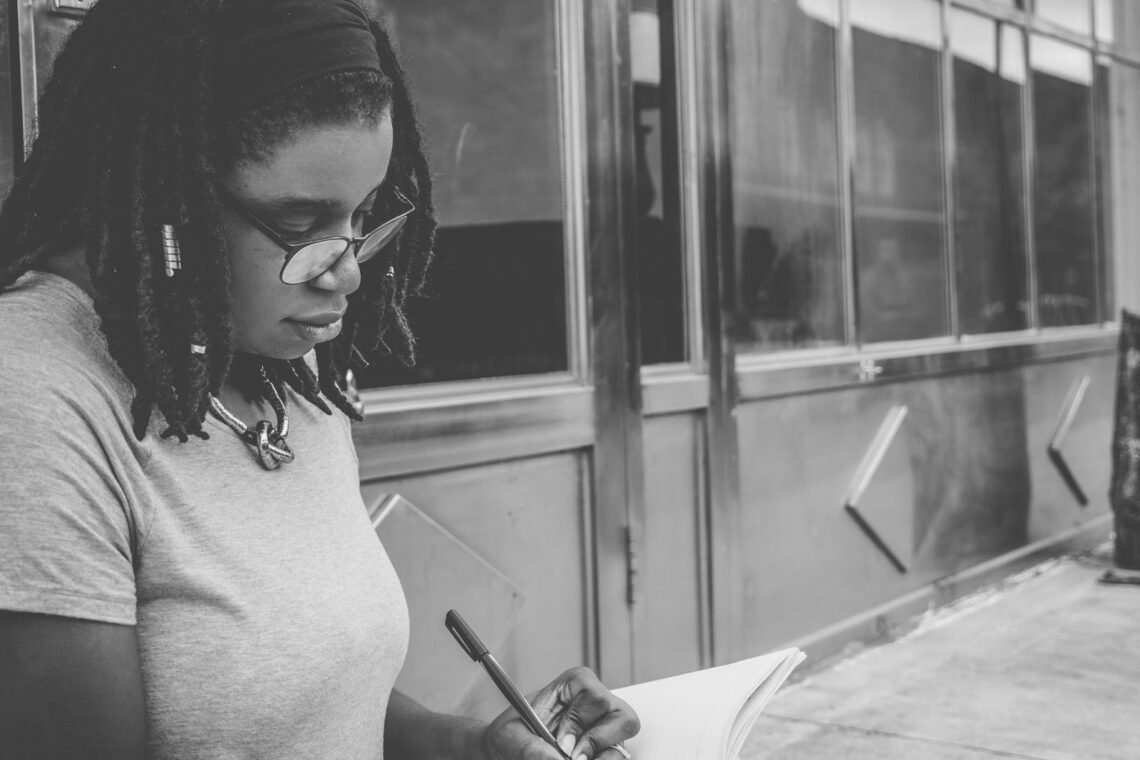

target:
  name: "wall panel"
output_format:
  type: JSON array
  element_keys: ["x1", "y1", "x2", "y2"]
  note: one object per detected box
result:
[
  {"x1": 636, "y1": 412, "x2": 706, "y2": 681},
  {"x1": 729, "y1": 358, "x2": 1106, "y2": 657},
  {"x1": 735, "y1": 386, "x2": 931, "y2": 657},
  {"x1": 360, "y1": 451, "x2": 591, "y2": 720},
  {"x1": 1023, "y1": 355, "x2": 1115, "y2": 540}
]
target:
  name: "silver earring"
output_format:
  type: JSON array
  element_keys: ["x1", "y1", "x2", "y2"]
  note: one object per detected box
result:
[{"x1": 162, "y1": 224, "x2": 182, "y2": 277}]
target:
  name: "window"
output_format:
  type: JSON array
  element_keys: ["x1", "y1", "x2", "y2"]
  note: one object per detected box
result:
[
  {"x1": 728, "y1": 0, "x2": 1121, "y2": 357},
  {"x1": 355, "y1": 0, "x2": 568, "y2": 387},
  {"x1": 1036, "y1": 0, "x2": 1092, "y2": 37},
  {"x1": 951, "y1": 11, "x2": 1030, "y2": 335},
  {"x1": 851, "y1": 0, "x2": 948, "y2": 344},
  {"x1": 630, "y1": 0, "x2": 687, "y2": 365},
  {"x1": 1103, "y1": 57, "x2": 1140, "y2": 319},
  {"x1": 1095, "y1": 54, "x2": 1116, "y2": 319},
  {"x1": 1031, "y1": 35, "x2": 1099, "y2": 326},
  {"x1": 1094, "y1": 0, "x2": 1113, "y2": 45},
  {"x1": 0, "y1": 8, "x2": 14, "y2": 198},
  {"x1": 730, "y1": 0, "x2": 846, "y2": 352}
]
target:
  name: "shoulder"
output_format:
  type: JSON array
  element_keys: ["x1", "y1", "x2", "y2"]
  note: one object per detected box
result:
[
  {"x1": 0, "y1": 276, "x2": 148, "y2": 624},
  {"x1": 0, "y1": 271, "x2": 143, "y2": 466}
]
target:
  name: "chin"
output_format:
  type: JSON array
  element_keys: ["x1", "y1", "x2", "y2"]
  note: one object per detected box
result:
[{"x1": 235, "y1": 339, "x2": 316, "y2": 362}]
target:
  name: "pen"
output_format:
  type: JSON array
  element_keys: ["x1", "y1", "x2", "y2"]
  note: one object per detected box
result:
[{"x1": 445, "y1": 609, "x2": 573, "y2": 760}]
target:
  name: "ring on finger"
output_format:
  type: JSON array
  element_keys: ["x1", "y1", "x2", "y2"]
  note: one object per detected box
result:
[{"x1": 608, "y1": 744, "x2": 632, "y2": 759}]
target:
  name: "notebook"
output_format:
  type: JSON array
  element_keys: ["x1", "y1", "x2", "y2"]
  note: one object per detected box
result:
[{"x1": 612, "y1": 648, "x2": 806, "y2": 759}]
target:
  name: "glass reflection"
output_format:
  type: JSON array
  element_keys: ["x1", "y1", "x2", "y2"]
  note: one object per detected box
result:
[
  {"x1": 1094, "y1": 0, "x2": 1113, "y2": 44},
  {"x1": 1035, "y1": 0, "x2": 1092, "y2": 37},
  {"x1": 1095, "y1": 56, "x2": 1115, "y2": 320},
  {"x1": 730, "y1": 0, "x2": 846, "y2": 352},
  {"x1": 631, "y1": 0, "x2": 686, "y2": 365},
  {"x1": 1099, "y1": 0, "x2": 1140, "y2": 61},
  {"x1": 852, "y1": 0, "x2": 949, "y2": 343},
  {"x1": 951, "y1": 11, "x2": 1029, "y2": 335},
  {"x1": 355, "y1": 0, "x2": 568, "y2": 387},
  {"x1": 0, "y1": 7, "x2": 14, "y2": 199},
  {"x1": 1031, "y1": 35, "x2": 1098, "y2": 327},
  {"x1": 1101, "y1": 61, "x2": 1140, "y2": 320}
]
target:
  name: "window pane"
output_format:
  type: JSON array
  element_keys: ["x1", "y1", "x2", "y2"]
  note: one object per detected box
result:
[
  {"x1": 1095, "y1": 56, "x2": 1115, "y2": 319},
  {"x1": 0, "y1": 7, "x2": 15, "y2": 199},
  {"x1": 951, "y1": 12, "x2": 1029, "y2": 334},
  {"x1": 1102, "y1": 0, "x2": 1140, "y2": 62},
  {"x1": 1031, "y1": 36, "x2": 1098, "y2": 327},
  {"x1": 631, "y1": 1, "x2": 686, "y2": 365},
  {"x1": 356, "y1": 1, "x2": 567, "y2": 387},
  {"x1": 1094, "y1": 0, "x2": 1112, "y2": 45},
  {"x1": 852, "y1": 0, "x2": 949, "y2": 343},
  {"x1": 1036, "y1": 0, "x2": 1092, "y2": 37},
  {"x1": 1104, "y1": 59, "x2": 1140, "y2": 320},
  {"x1": 730, "y1": 0, "x2": 846, "y2": 352}
]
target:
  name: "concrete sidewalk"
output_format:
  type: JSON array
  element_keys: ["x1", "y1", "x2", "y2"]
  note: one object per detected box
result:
[{"x1": 741, "y1": 549, "x2": 1140, "y2": 759}]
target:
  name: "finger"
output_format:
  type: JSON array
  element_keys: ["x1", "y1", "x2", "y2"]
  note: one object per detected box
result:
[
  {"x1": 551, "y1": 666, "x2": 613, "y2": 729},
  {"x1": 542, "y1": 668, "x2": 640, "y2": 759},
  {"x1": 566, "y1": 702, "x2": 639, "y2": 760},
  {"x1": 595, "y1": 745, "x2": 633, "y2": 760},
  {"x1": 488, "y1": 716, "x2": 572, "y2": 760}
]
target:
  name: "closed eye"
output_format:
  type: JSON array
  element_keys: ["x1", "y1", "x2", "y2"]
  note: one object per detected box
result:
[{"x1": 264, "y1": 186, "x2": 382, "y2": 241}]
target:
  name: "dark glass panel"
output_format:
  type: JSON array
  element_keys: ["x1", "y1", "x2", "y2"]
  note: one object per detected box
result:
[
  {"x1": 852, "y1": 0, "x2": 949, "y2": 343},
  {"x1": 1031, "y1": 36, "x2": 1098, "y2": 327},
  {"x1": 631, "y1": 0, "x2": 686, "y2": 365},
  {"x1": 0, "y1": 5, "x2": 14, "y2": 199},
  {"x1": 951, "y1": 12, "x2": 1030, "y2": 334},
  {"x1": 1094, "y1": 57, "x2": 1114, "y2": 321},
  {"x1": 730, "y1": 0, "x2": 846, "y2": 352},
  {"x1": 356, "y1": 0, "x2": 567, "y2": 387}
]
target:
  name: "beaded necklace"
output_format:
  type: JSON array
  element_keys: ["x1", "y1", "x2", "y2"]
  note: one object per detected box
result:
[{"x1": 207, "y1": 365, "x2": 294, "y2": 470}]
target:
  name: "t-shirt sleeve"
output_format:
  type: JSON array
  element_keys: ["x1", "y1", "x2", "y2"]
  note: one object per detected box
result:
[{"x1": 0, "y1": 369, "x2": 139, "y2": 625}]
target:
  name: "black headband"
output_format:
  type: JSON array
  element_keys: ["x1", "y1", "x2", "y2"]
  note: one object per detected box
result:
[{"x1": 213, "y1": 0, "x2": 383, "y2": 119}]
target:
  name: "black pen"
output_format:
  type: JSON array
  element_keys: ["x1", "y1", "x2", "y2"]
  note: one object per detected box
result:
[{"x1": 445, "y1": 609, "x2": 573, "y2": 760}]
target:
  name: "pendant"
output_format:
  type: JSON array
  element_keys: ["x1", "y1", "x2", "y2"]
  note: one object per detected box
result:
[{"x1": 251, "y1": 420, "x2": 294, "y2": 470}]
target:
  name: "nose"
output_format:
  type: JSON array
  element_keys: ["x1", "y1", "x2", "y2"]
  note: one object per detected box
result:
[{"x1": 308, "y1": 242, "x2": 362, "y2": 296}]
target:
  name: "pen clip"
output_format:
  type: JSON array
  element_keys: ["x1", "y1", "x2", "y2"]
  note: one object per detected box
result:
[{"x1": 445, "y1": 609, "x2": 489, "y2": 662}]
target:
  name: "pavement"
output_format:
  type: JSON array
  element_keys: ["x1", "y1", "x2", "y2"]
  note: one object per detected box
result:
[{"x1": 741, "y1": 547, "x2": 1140, "y2": 760}]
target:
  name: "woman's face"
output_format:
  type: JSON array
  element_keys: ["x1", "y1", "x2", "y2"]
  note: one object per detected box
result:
[{"x1": 219, "y1": 116, "x2": 394, "y2": 359}]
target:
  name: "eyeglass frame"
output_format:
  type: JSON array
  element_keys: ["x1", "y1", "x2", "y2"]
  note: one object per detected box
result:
[{"x1": 218, "y1": 184, "x2": 416, "y2": 284}]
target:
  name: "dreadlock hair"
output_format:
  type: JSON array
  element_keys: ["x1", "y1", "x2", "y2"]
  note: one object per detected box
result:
[{"x1": 0, "y1": 0, "x2": 435, "y2": 442}]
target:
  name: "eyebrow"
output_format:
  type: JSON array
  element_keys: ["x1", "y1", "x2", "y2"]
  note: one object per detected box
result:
[{"x1": 256, "y1": 181, "x2": 385, "y2": 213}]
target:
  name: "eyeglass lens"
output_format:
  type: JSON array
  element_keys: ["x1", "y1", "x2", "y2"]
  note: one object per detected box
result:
[{"x1": 280, "y1": 214, "x2": 409, "y2": 284}]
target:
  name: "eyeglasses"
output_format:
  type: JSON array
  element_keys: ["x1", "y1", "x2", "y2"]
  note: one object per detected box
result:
[{"x1": 220, "y1": 186, "x2": 415, "y2": 284}]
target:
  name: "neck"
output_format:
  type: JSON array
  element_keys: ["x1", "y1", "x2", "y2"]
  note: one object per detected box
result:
[{"x1": 218, "y1": 355, "x2": 282, "y2": 421}]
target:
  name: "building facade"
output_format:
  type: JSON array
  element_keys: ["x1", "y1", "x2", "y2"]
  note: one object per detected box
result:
[{"x1": 7, "y1": 0, "x2": 1140, "y2": 719}]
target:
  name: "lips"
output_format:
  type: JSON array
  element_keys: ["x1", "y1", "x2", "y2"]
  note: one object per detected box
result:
[{"x1": 290, "y1": 311, "x2": 344, "y2": 327}]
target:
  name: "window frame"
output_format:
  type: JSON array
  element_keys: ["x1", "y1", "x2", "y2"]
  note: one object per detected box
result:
[
  {"x1": 356, "y1": 0, "x2": 592, "y2": 411},
  {"x1": 732, "y1": 0, "x2": 1123, "y2": 400}
]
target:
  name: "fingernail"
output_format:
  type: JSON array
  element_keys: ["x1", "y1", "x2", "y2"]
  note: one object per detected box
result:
[
  {"x1": 575, "y1": 755, "x2": 587, "y2": 760},
  {"x1": 559, "y1": 735, "x2": 576, "y2": 756}
]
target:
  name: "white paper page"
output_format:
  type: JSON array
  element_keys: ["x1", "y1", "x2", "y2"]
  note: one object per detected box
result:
[
  {"x1": 726, "y1": 650, "x2": 806, "y2": 758},
  {"x1": 613, "y1": 648, "x2": 804, "y2": 760}
]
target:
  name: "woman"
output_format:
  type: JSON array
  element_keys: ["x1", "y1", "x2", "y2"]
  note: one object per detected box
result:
[{"x1": 0, "y1": 0, "x2": 639, "y2": 758}]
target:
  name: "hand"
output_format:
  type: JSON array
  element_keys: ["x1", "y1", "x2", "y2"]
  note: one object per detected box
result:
[{"x1": 482, "y1": 666, "x2": 640, "y2": 760}]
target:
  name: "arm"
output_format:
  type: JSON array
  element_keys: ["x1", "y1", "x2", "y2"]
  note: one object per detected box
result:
[
  {"x1": 384, "y1": 689, "x2": 489, "y2": 760},
  {"x1": 0, "y1": 612, "x2": 146, "y2": 760}
]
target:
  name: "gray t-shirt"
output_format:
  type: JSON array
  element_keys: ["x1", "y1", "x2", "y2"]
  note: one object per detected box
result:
[{"x1": 0, "y1": 271, "x2": 409, "y2": 759}]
